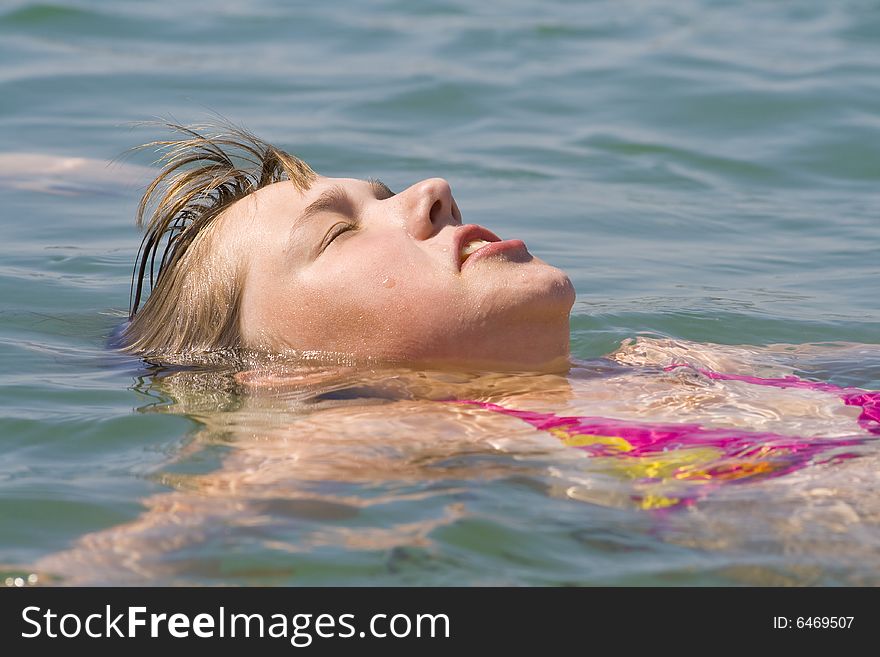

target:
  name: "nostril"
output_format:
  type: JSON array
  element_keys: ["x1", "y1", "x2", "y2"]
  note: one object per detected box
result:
[
  {"x1": 451, "y1": 199, "x2": 461, "y2": 224},
  {"x1": 429, "y1": 199, "x2": 444, "y2": 225}
]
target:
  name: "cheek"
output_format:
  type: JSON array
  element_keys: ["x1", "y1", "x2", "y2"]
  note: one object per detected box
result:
[{"x1": 283, "y1": 256, "x2": 465, "y2": 352}]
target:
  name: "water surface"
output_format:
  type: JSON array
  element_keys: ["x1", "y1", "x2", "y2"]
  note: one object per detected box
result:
[{"x1": 1, "y1": 0, "x2": 879, "y2": 585}]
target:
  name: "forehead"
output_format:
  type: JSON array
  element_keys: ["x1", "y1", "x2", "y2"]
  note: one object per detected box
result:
[
  {"x1": 219, "y1": 175, "x2": 359, "y2": 227},
  {"x1": 238, "y1": 175, "x2": 359, "y2": 210}
]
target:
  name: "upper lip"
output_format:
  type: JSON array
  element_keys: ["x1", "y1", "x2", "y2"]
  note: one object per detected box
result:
[{"x1": 453, "y1": 224, "x2": 502, "y2": 270}]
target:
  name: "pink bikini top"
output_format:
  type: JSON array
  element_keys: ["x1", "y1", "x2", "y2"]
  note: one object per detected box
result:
[{"x1": 455, "y1": 365, "x2": 880, "y2": 510}]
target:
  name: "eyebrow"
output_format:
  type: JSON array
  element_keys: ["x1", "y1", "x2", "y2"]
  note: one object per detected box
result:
[
  {"x1": 288, "y1": 179, "x2": 396, "y2": 253},
  {"x1": 298, "y1": 179, "x2": 395, "y2": 224},
  {"x1": 298, "y1": 185, "x2": 354, "y2": 224}
]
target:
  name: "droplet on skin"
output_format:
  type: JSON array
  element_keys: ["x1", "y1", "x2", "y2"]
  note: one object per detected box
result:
[{"x1": 382, "y1": 277, "x2": 396, "y2": 288}]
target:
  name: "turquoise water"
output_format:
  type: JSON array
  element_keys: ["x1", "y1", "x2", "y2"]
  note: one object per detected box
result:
[{"x1": 1, "y1": 0, "x2": 879, "y2": 585}]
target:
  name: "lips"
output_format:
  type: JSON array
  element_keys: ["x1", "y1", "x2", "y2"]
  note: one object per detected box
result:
[
  {"x1": 453, "y1": 224, "x2": 527, "y2": 271},
  {"x1": 453, "y1": 224, "x2": 500, "y2": 269}
]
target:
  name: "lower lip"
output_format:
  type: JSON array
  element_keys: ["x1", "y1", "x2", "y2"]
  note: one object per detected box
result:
[{"x1": 461, "y1": 239, "x2": 528, "y2": 270}]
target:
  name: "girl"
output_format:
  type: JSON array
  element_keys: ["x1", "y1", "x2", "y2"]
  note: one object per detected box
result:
[{"x1": 19, "y1": 122, "x2": 880, "y2": 585}]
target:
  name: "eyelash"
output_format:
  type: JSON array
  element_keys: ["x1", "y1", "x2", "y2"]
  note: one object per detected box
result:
[{"x1": 321, "y1": 221, "x2": 357, "y2": 251}]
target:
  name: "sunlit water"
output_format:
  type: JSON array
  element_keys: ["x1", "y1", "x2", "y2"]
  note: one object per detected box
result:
[{"x1": 1, "y1": 0, "x2": 879, "y2": 586}]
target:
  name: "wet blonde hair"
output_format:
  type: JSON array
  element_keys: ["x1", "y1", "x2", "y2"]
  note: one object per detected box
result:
[{"x1": 121, "y1": 122, "x2": 316, "y2": 358}]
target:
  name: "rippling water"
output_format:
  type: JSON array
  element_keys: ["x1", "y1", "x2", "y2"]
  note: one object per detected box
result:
[{"x1": 2, "y1": 0, "x2": 879, "y2": 585}]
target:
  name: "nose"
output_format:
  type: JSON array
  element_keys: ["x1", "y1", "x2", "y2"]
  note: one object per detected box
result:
[{"x1": 399, "y1": 177, "x2": 461, "y2": 240}]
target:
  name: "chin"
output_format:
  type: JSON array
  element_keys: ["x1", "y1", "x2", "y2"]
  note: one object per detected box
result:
[
  {"x1": 520, "y1": 261, "x2": 576, "y2": 313},
  {"x1": 471, "y1": 260, "x2": 574, "y2": 322}
]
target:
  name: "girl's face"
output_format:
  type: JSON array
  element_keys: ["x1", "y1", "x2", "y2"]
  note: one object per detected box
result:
[{"x1": 224, "y1": 175, "x2": 575, "y2": 370}]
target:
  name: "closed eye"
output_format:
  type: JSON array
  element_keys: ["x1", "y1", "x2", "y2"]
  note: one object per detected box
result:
[
  {"x1": 320, "y1": 221, "x2": 358, "y2": 253},
  {"x1": 369, "y1": 178, "x2": 395, "y2": 200}
]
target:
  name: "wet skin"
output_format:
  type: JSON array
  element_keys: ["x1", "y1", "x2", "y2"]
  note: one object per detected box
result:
[{"x1": 219, "y1": 176, "x2": 575, "y2": 371}]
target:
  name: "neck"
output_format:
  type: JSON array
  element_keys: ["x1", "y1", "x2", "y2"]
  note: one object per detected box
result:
[{"x1": 416, "y1": 315, "x2": 573, "y2": 374}]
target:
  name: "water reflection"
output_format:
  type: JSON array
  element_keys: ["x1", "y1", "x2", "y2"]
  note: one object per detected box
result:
[{"x1": 33, "y1": 338, "x2": 880, "y2": 585}]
